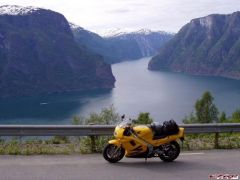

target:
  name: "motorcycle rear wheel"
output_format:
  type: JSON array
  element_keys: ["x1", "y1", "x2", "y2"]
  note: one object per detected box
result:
[
  {"x1": 103, "y1": 144, "x2": 125, "y2": 163},
  {"x1": 159, "y1": 141, "x2": 180, "y2": 162}
]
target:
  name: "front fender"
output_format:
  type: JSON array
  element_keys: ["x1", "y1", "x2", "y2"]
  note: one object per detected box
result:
[
  {"x1": 179, "y1": 128, "x2": 184, "y2": 138},
  {"x1": 108, "y1": 139, "x2": 121, "y2": 148}
]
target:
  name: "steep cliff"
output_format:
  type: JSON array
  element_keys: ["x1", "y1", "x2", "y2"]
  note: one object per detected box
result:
[
  {"x1": 149, "y1": 11, "x2": 240, "y2": 80},
  {"x1": 0, "y1": 5, "x2": 115, "y2": 97}
]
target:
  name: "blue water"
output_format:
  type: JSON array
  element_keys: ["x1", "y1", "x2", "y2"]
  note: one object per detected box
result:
[{"x1": 0, "y1": 57, "x2": 240, "y2": 124}]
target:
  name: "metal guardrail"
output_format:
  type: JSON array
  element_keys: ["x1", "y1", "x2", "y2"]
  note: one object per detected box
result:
[
  {"x1": 0, "y1": 123, "x2": 239, "y2": 136},
  {"x1": 0, "y1": 125, "x2": 115, "y2": 136},
  {"x1": 182, "y1": 123, "x2": 240, "y2": 134}
]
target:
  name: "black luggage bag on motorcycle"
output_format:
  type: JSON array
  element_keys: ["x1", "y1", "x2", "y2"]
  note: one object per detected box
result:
[{"x1": 162, "y1": 119, "x2": 179, "y2": 135}]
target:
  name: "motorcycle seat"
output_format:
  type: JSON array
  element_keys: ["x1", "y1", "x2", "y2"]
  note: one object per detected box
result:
[{"x1": 150, "y1": 123, "x2": 167, "y2": 140}]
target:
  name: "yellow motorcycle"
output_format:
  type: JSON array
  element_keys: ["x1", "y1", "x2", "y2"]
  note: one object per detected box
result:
[{"x1": 103, "y1": 116, "x2": 184, "y2": 163}]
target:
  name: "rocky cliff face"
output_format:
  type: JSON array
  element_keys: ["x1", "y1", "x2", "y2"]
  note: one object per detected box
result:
[
  {"x1": 148, "y1": 11, "x2": 240, "y2": 80},
  {"x1": 71, "y1": 25, "x2": 173, "y2": 64},
  {"x1": 0, "y1": 5, "x2": 115, "y2": 98}
]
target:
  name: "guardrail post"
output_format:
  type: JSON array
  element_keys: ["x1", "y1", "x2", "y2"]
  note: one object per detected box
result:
[
  {"x1": 214, "y1": 132, "x2": 219, "y2": 149},
  {"x1": 90, "y1": 135, "x2": 96, "y2": 153},
  {"x1": 89, "y1": 123, "x2": 96, "y2": 153}
]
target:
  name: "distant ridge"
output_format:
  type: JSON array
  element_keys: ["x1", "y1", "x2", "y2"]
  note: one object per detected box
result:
[
  {"x1": 149, "y1": 11, "x2": 240, "y2": 80},
  {"x1": 99, "y1": 28, "x2": 173, "y2": 38},
  {"x1": 71, "y1": 24, "x2": 174, "y2": 64}
]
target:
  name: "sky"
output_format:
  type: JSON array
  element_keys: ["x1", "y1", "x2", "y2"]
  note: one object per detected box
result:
[{"x1": 1, "y1": 0, "x2": 240, "y2": 34}]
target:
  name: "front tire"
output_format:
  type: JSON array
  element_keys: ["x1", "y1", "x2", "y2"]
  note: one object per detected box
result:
[
  {"x1": 103, "y1": 144, "x2": 125, "y2": 163},
  {"x1": 159, "y1": 141, "x2": 180, "y2": 162}
]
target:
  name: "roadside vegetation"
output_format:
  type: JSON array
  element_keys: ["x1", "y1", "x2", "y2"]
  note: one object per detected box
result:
[
  {"x1": 0, "y1": 91, "x2": 239, "y2": 155},
  {"x1": 183, "y1": 91, "x2": 240, "y2": 124},
  {"x1": 182, "y1": 91, "x2": 240, "y2": 150}
]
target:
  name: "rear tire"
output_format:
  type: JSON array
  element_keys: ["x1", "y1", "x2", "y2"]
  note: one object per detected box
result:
[
  {"x1": 159, "y1": 141, "x2": 180, "y2": 162},
  {"x1": 103, "y1": 144, "x2": 125, "y2": 163}
]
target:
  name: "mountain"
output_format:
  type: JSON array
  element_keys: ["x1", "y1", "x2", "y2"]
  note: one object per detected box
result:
[
  {"x1": 0, "y1": 5, "x2": 115, "y2": 98},
  {"x1": 70, "y1": 23, "x2": 118, "y2": 64},
  {"x1": 148, "y1": 11, "x2": 240, "y2": 80},
  {"x1": 71, "y1": 25, "x2": 173, "y2": 64},
  {"x1": 105, "y1": 29, "x2": 174, "y2": 61}
]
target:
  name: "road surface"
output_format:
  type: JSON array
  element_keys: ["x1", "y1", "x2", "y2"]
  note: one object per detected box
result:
[{"x1": 0, "y1": 149, "x2": 239, "y2": 180}]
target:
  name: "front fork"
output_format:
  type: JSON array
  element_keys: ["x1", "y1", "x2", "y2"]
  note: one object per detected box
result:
[
  {"x1": 108, "y1": 139, "x2": 122, "y2": 147},
  {"x1": 108, "y1": 139, "x2": 123, "y2": 156}
]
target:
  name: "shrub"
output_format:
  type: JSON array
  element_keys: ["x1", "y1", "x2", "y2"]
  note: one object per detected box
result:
[{"x1": 134, "y1": 112, "x2": 153, "y2": 124}]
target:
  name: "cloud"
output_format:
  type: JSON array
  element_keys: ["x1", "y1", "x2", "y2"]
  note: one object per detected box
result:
[
  {"x1": 107, "y1": 8, "x2": 130, "y2": 14},
  {"x1": 1, "y1": 0, "x2": 240, "y2": 33},
  {"x1": 129, "y1": 2, "x2": 146, "y2": 7}
]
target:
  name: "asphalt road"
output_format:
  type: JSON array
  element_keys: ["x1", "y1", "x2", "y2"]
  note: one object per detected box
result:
[{"x1": 0, "y1": 149, "x2": 239, "y2": 180}]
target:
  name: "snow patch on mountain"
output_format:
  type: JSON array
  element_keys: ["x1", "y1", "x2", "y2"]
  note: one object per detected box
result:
[
  {"x1": 69, "y1": 22, "x2": 100, "y2": 38},
  {"x1": 98, "y1": 28, "x2": 134, "y2": 37},
  {"x1": 69, "y1": 22, "x2": 84, "y2": 30},
  {"x1": 99, "y1": 28, "x2": 174, "y2": 38},
  {"x1": 0, "y1": 5, "x2": 40, "y2": 15}
]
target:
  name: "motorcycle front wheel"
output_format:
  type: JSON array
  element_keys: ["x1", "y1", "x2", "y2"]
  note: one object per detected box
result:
[
  {"x1": 159, "y1": 141, "x2": 180, "y2": 162},
  {"x1": 103, "y1": 144, "x2": 125, "y2": 163}
]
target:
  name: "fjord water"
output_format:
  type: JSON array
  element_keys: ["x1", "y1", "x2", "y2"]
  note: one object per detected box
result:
[{"x1": 0, "y1": 57, "x2": 240, "y2": 124}]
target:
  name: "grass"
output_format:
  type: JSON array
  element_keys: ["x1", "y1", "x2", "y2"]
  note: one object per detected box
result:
[
  {"x1": 0, "y1": 139, "x2": 76, "y2": 155},
  {"x1": 0, "y1": 136, "x2": 112, "y2": 155},
  {"x1": 0, "y1": 133, "x2": 239, "y2": 155},
  {"x1": 181, "y1": 133, "x2": 240, "y2": 150}
]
